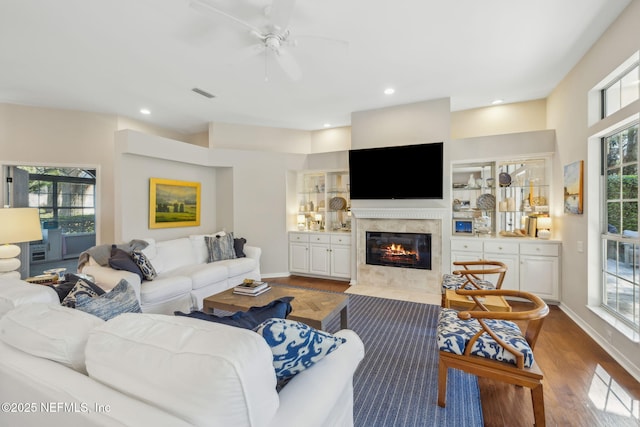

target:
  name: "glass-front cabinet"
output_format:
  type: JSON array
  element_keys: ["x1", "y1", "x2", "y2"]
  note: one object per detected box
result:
[
  {"x1": 452, "y1": 162, "x2": 496, "y2": 235},
  {"x1": 451, "y1": 157, "x2": 550, "y2": 237},
  {"x1": 496, "y1": 159, "x2": 549, "y2": 236},
  {"x1": 296, "y1": 170, "x2": 350, "y2": 232}
]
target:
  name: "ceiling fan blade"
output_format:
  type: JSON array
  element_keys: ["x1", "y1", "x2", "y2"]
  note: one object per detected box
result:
[
  {"x1": 267, "y1": 0, "x2": 296, "y2": 31},
  {"x1": 274, "y1": 49, "x2": 302, "y2": 81},
  {"x1": 228, "y1": 43, "x2": 265, "y2": 64},
  {"x1": 190, "y1": 0, "x2": 262, "y2": 35}
]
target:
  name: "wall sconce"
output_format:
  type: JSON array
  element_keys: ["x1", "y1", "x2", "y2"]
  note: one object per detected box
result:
[
  {"x1": 536, "y1": 216, "x2": 552, "y2": 239},
  {"x1": 0, "y1": 208, "x2": 43, "y2": 278}
]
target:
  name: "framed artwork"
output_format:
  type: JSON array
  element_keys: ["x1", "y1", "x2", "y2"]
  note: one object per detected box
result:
[
  {"x1": 149, "y1": 178, "x2": 201, "y2": 228},
  {"x1": 564, "y1": 160, "x2": 584, "y2": 214}
]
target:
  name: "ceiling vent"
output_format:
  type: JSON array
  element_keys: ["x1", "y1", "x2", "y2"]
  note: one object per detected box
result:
[{"x1": 192, "y1": 87, "x2": 215, "y2": 99}]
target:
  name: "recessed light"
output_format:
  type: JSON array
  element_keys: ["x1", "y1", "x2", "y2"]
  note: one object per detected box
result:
[
  {"x1": 384, "y1": 88, "x2": 395, "y2": 95},
  {"x1": 140, "y1": 108, "x2": 151, "y2": 115},
  {"x1": 491, "y1": 99, "x2": 504, "y2": 105},
  {"x1": 323, "y1": 123, "x2": 331, "y2": 128}
]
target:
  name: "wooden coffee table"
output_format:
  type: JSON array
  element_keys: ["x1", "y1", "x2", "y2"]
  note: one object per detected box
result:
[
  {"x1": 202, "y1": 283, "x2": 349, "y2": 331},
  {"x1": 444, "y1": 289, "x2": 511, "y2": 312}
]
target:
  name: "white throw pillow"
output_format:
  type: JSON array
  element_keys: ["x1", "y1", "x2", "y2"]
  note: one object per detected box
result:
[{"x1": 0, "y1": 303, "x2": 104, "y2": 373}]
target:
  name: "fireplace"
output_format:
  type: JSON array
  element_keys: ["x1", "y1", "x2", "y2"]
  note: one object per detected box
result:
[{"x1": 366, "y1": 231, "x2": 431, "y2": 270}]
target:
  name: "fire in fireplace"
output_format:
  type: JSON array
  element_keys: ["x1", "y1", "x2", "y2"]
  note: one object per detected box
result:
[{"x1": 365, "y1": 231, "x2": 431, "y2": 270}]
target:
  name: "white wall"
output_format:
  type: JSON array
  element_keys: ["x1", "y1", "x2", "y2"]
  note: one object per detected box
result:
[
  {"x1": 210, "y1": 122, "x2": 311, "y2": 153},
  {"x1": 547, "y1": 0, "x2": 640, "y2": 379},
  {"x1": 114, "y1": 129, "x2": 308, "y2": 277}
]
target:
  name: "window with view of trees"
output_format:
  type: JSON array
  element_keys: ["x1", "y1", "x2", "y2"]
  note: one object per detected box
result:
[
  {"x1": 602, "y1": 123, "x2": 639, "y2": 330},
  {"x1": 19, "y1": 167, "x2": 96, "y2": 234}
]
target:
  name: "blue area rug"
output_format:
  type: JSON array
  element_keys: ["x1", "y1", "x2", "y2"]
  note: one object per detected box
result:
[{"x1": 326, "y1": 294, "x2": 483, "y2": 427}]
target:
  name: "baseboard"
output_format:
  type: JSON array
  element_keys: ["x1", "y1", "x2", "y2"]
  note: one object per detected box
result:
[
  {"x1": 261, "y1": 272, "x2": 291, "y2": 279},
  {"x1": 559, "y1": 304, "x2": 640, "y2": 382}
]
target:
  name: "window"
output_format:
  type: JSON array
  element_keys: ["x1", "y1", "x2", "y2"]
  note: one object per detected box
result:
[
  {"x1": 19, "y1": 167, "x2": 96, "y2": 234},
  {"x1": 602, "y1": 64, "x2": 639, "y2": 118},
  {"x1": 602, "y1": 124, "x2": 639, "y2": 330}
]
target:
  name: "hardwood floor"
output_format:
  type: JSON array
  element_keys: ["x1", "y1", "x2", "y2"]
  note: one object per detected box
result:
[{"x1": 272, "y1": 276, "x2": 640, "y2": 427}]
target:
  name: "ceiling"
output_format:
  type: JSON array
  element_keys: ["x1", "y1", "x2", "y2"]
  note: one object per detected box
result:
[{"x1": 0, "y1": 0, "x2": 632, "y2": 134}]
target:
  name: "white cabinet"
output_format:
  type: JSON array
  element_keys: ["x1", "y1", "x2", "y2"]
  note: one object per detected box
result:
[
  {"x1": 309, "y1": 234, "x2": 331, "y2": 276},
  {"x1": 450, "y1": 238, "x2": 560, "y2": 301},
  {"x1": 329, "y1": 234, "x2": 351, "y2": 279},
  {"x1": 289, "y1": 232, "x2": 351, "y2": 280},
  {"x1": 519, "y1": 243, "x2": 560, "y2": 300},
  {"x1": 483, "y1": 241, "x2": 520, "y2": 292},
  {"x1": 289, "y1": 233, "x2": 310, "y2": 273}
]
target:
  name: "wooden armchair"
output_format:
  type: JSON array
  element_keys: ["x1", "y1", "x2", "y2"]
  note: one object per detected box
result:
[
  {"x1": 437, "y1": 289, "x2": 549, "y2": 426},
  {"x1": 441, "y1": 260, "x2": 508, "y2": 306}
]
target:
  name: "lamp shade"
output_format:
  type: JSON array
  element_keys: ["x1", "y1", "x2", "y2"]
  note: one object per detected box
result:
[
  {"x1": 536, "y1": 217, "x2": 552, "y2": 230},
  {"x1": 0, "y1": 208, "x2": 43, "y2": 244}
]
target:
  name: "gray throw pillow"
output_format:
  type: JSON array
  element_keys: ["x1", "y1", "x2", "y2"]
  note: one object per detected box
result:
[
  {"x1": 205, "y1": 232, "x2": 237, "y2": 262},
  {"x1": 75, "y1": 279, "x2": 142, "y2": 321}
]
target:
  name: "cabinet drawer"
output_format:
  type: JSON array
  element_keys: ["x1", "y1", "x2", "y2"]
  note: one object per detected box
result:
[
  {"x1": 330, "y1": 234, "x2": 351, "y2": 245},
  {"x1": 451, "y1": 239, "x2": 483, "y2": 252},
  {"x1": 519, "y1": 243, "x2": 559, "y2": 256},
  {"x1": 289, "y1": 233, "x2": 309, "y2": 243},
  {"x1": 484, "y1": 241, "x2": 519, "y2": 254},
  {"x1": 309, "y1": 233, "x2": 331, "y2": 244}
]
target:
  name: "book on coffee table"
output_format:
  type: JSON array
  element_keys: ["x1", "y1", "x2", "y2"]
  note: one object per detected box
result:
[
  {"x1": 233, "y1": 285, "x2": 271, "y2": 296},
  {"x1": 234, "y1": 281, "x2": 268, "y2": 292}
]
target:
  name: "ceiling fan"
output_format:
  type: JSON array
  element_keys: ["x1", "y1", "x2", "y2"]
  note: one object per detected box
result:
[{"x1": 189, "y1": 0, "x2": 337, "y2": 81}]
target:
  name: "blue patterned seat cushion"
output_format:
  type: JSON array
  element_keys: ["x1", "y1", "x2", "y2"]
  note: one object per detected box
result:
[
  {"x1": 437, "y1": 308, "x2": 534, "y2": 368},
  {"x1": 441, "y1": 273, "x2": 495, "y2": 291}
]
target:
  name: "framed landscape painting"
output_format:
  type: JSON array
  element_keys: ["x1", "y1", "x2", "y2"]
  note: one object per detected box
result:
[
  {"x1": 149, "y1": 178, "x2": 201, "y2": 228},
  {"x1": 564, "y1": 160, "x2": 584, "y2": 214}
]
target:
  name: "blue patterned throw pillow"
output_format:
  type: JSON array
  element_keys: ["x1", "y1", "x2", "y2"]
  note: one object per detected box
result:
[
  {"x1": 131, "y1": 250, "x2": 157, "y2": 281},
  {"x1": 254, "y1": 318, "x2": 346, "y2": 380},
  {"x1": 75, "y1": 279, "x2": 142, "y2": 321},
  {"x1": 60, "y1": 279, "x2": 105, "y2": 308}
]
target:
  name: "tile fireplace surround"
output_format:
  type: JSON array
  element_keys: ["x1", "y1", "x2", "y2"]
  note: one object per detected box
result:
[{"x1": 350, "y1": 208, "x2": 445, "y2": 300}]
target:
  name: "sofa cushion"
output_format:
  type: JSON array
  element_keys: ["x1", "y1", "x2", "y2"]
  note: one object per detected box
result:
[
  {"x1": 76, "y1": 279, "x2": 142, "y2": 321},
  {"x1": 215, "y1": 256, "x2": 258, "y2": 278},
  {"x1": 131, "y1": 250, "x2": 157, "y2": 281},
  {"x1": 155, "y1": 238, "x2": 196, "y2": 273},
  {"x1": 175, "y1": 297, "x2": 293, "y2": 329},
  {"x1": 139, "y1": 275, "x2": 192, "y2": 304},
  {"x1": 255, "y1": 318, "x2": 346, "y2": 380},
  {"x1": 205, "y1": 232, "x2": 237, "y2": 262},
  {"x1": 0, "y1": 279, "x2": 59, "y2": 318},
  {"x1": 176, "y1": 263, "x2": 229, "y2": 290},
  {"x1": 85, "y1": 313, "x2": 279, "y2": 427},
  {"x1": 61, "y1": 279, "x2": 105, "y2": 308},
  {"x1": 0, "y1": 303, "x2": 104, "y2": 373}
]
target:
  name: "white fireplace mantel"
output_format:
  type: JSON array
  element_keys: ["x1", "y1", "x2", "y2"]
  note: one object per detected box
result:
[{"x1": 351, "y1": 207, "x2": 447, "y2": 220}]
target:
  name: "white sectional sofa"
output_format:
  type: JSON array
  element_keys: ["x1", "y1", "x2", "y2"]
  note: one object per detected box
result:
[
  {"x1": 0, "y1": 278, "x2": 365, "y2": 427},
  {"x1": 80, "y1": 235, "x2": 261, "y2": 314}
]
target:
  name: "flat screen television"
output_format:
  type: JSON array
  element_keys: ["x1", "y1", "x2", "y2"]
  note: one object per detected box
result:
[{"x1": 348, "y1": 142, "x2": 443, "y2": 200}]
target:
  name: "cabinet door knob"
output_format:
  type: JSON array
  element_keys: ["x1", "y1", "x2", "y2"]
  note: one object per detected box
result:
[
  {"x1": 498, "y1": 246, "x2": 503, "y2": 250},
  {"x1": 464, "y1": 245, "x2": 468, "y2": 248}
]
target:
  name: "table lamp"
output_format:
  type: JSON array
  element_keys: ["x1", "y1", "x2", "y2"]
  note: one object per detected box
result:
[
  {"x1": 0, "y1": 208, "x2": 43, "y2": 277},
  {"x1": 536, "y1": 216, "x2": 552, "y2": 239}
]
